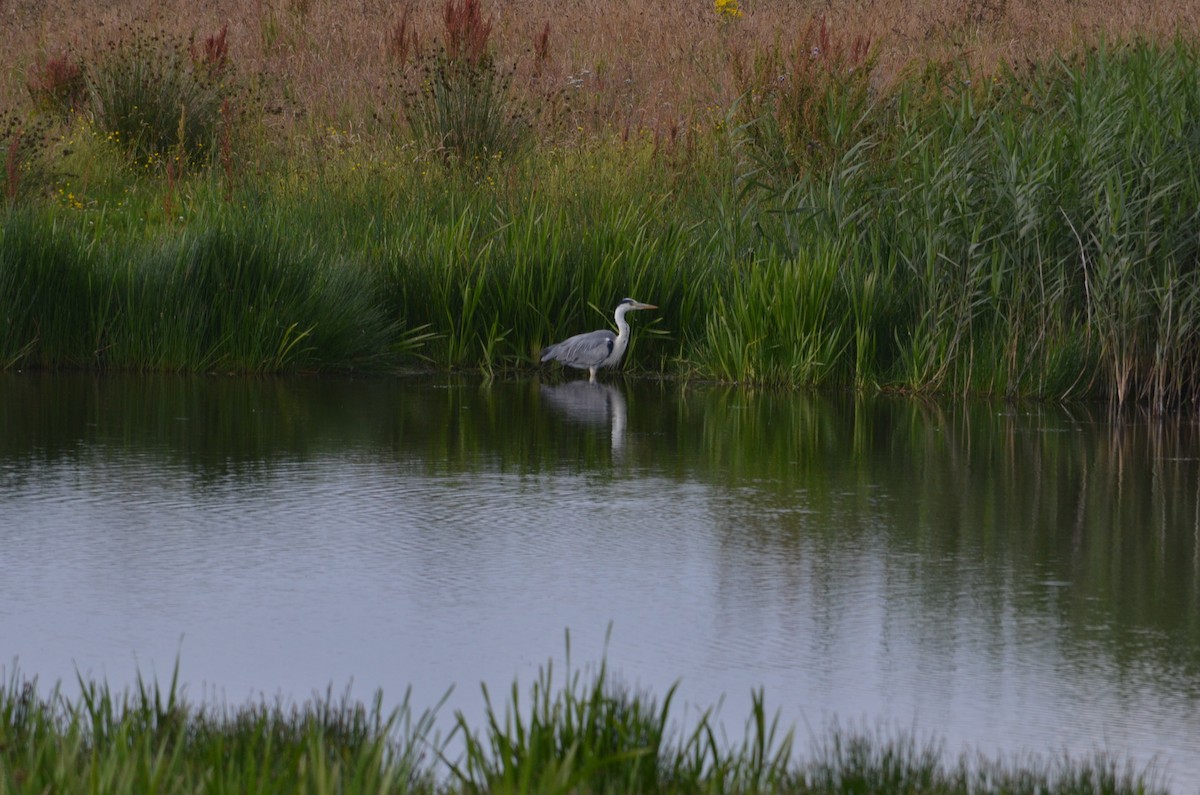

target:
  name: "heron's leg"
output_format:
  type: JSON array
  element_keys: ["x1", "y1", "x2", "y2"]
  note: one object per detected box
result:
[{"x1": 588, "y1": 367, "x2": 597, "y2": 382}]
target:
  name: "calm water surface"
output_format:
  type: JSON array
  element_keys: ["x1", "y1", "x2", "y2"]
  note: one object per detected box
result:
[{"x1": 2, "y1": 373, "x2": 1199, "y2": 789}]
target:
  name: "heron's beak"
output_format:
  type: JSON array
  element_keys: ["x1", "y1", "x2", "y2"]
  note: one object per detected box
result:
[{"x1": 636, "y1": 303, "x2": 658, "y2": 310}]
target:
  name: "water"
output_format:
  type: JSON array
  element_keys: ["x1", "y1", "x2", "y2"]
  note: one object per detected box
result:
[{"x1": 2, "y1": 373, "x2": 1199, "y2": 789}]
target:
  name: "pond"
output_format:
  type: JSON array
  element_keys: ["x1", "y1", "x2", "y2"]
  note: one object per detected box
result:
[{"x1": 2, "y1": 373, "x2": 1199, "y2": 789}]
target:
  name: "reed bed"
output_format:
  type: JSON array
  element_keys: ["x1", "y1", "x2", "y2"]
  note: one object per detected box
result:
[
  {"x1": 5, "y1": 0, "x2": 1200, "y2": 409},
  {"x1": 0, "y1": 657, "x2": 1167, "y2": 795},
  {"x1": 0, "y1": 207, "x2": 401, "y2": 372}
]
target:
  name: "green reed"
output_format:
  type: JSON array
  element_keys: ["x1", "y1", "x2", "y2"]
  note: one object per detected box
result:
[
  {"x1": 295, "y1": 144, "x2": 704, "y2": 372},
  {"x1": 0, "y1": 207, "x2": 404, "y2": 373},
  {"x1": 0, "y1": 658, "x2": 1165, "y2": 795},
  {"x1": 450, "y1": 657, "x2": 675, "y2": 794},
  {"x1": 0, "y1": 211, "x2": 96, "y2": 369},
  {"x1": 8, "y1": 35, "x2": 1200, "y2": 407},
  {"x1": 0, "y1": 663, "x2": 438, "y2": 795},
  {"x1": 694, "y1": 242, "x2": 852, "y2": 386},
  {"x1": 754, "y1": 37, "x2": 1200, "y2": 406}
]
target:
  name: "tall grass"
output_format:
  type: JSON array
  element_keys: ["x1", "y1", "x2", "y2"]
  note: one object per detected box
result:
[
  {"x1": 694, "y1": 243, "x2": 851, "y2": 386},
  {"x1": 0, "y1": 663, "x2": 439, "y2": 795},
  {"x1": 450, "y1": 658, "x2": 676, "y2": 794},
  {"x1": 398, "y1": 0, "x2": 535, "y2": 170},
  {"x1": 345, "y1": 146, "x2": 701, "y2": 372},
  {"x1": 75, "y1": 26, "x2": 237, "y2": 170},
  {"x1": 0, "y1": 210, "x2": 96, "y2": 369},
  {"x1": 1, "y1": 114, "x2": 54, "y2": 206},
  {"x1": 0, "y1": 208, "x2": 405, "y2": 372},
  {"x1": 7, "y1": 27, "x2": 1200, "y2": 408},
  {"x1": 6, "y1": 0, "x2": 1197, "y2": 137},
  {"x1": 741, "y1": 38, "x2": 1200, "y2": 406},
  {"x1": 0, "y1": 658, "x2": 1166, "y2": 795}
]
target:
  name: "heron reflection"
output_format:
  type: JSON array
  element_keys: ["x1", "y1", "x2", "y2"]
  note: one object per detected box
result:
[{"x1": 539, "y1": 380, "x2": 628, "y2": 457}]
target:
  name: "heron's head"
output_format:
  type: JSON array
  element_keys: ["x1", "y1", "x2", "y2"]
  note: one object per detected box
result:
[{"x1": 618, "y1": 298, "x2": 658, "y2": 311}]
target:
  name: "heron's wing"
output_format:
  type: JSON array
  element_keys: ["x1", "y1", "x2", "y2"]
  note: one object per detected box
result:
[{"x1": 540, "y1": 330, "x2": 616, "y2": 369}]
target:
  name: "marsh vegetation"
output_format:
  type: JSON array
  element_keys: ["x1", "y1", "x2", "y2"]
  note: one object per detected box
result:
[
  {"x1": 5, "y1": 0, "x2": 1200, "y2": 409},
  {"x1": 0, "y1": 656, "x2": 1167, "y2": 795}
]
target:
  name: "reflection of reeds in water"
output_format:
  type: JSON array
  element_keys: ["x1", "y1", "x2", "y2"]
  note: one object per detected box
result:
[
  {"x1": 680, "y1": 391, "x2": 1200, "y2": 662},
  {"x1": 0, "y1": 653, "x2": 1164, "y2": 794},
  {"x1": 3, "y1": 371, "x2": 1197, "y2": 666}
]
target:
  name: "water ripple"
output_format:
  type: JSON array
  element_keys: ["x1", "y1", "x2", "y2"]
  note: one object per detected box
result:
[{"x1": 2, "y1": 378, "x2": 1199, "y2": 790}]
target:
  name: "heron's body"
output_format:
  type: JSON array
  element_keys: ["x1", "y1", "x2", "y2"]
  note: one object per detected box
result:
[{"x1": 540, "y1": 298, "x2": 657, "y2": 381}]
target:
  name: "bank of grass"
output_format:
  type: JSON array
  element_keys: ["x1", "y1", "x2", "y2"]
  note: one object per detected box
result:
[
  {"x1": 5, "y1": 17, "x2": 1200, "y2": 409},
  {"x1": 0, "y1": 205, "x2": 404, "y2": 373},
  {"x1": 0, "y1": 659, "x2": 1166, "y2": 795}
]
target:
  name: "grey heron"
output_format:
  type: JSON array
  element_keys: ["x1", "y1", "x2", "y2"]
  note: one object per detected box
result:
[{"x1": 540, "y1": 298, "x2": 658, "y2": 382}]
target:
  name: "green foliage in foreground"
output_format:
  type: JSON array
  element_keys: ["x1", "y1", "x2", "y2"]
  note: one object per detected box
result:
[
  {"x1": 0, "y1": 658, "x2": 1165, "y2": 795},
  {"x1": 0, "y1": 664, "x2": 436, "y2": 794},
  {"x1": 7, "y1": 38, "x2": 1200, "y2": 408}
]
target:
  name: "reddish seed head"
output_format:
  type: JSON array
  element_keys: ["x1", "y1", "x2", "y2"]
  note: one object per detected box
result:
[
  {"x1": 443, "y1": 0, "x2": 492, "y2": 66},
  {"x1": 389, "y1": 5, "x2": 420, "y2": 66},
  {"x1": 191, "y1": 24, "x2": 229, "y2": 72},
  {"x1": 27, "y1": 55, "x2": 84, "y2": 109},
  {"x1": 534, "y1": 21, "x2": 550, "y2": 65}
]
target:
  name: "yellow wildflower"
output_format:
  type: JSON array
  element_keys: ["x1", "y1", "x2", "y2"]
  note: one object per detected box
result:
[{"x1": 715, "y1": 0, "x2": 742, "y2": 18}]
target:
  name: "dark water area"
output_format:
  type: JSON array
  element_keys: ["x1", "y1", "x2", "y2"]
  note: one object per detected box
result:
[{"x1": 2, "y1": 373, "x2": 1199, "y2": 789}]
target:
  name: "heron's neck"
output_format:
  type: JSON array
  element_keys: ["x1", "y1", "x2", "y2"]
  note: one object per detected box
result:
[{"x1": 613, "y1": 305, "x2": 632, "y2": 341}]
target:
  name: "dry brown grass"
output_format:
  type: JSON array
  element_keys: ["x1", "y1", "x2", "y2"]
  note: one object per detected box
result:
[{"x1": 3, "y1": 0, "x2": 1200, "y2": 137}]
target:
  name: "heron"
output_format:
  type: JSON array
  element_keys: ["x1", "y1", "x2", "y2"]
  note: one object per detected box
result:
[{"x1": 540, "y1": 298, "x2": 658, "y2": 382}]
